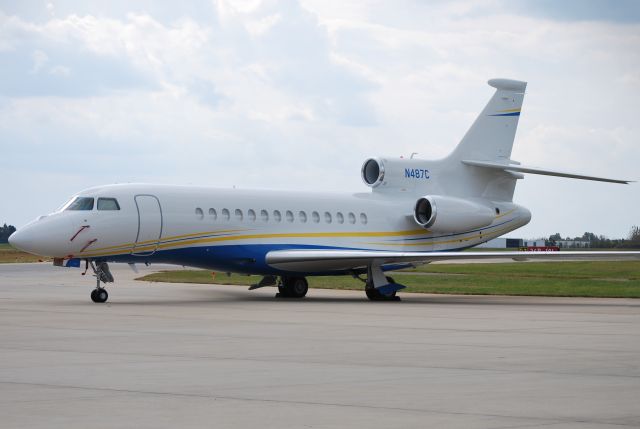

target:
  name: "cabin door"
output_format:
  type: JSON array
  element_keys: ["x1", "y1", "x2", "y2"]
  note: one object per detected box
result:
[{"x1": 132, "y1": 195, "x2": 163, "y2": 256}]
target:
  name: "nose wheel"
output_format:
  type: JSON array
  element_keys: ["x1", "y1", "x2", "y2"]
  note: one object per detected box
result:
[{"x1": 90, "y1": 288, "x2": 109, "y2": 303}]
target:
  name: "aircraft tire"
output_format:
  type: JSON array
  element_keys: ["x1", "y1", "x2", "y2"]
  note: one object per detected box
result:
[
  {"x1": 91, "y1": 288, "x2": 109, "y2": 303},
  {"x1": 279, "y1": 276, "x2": 308, "y2": 298},
  {"x1": 365, "y1": 276, "x2": 399, "y2": 301}
]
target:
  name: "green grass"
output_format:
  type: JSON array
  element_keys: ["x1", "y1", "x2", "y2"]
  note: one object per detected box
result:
[
  {"x1": 137, "y1": 261, "x2": 640, "y2": 298},
  {"x1": 0, "y1": 243, "x2": 49, "y2": 263}
]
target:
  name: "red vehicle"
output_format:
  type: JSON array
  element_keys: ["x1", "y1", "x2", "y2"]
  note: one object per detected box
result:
[{"x1": 519, "y1": 246, "x2": 560, "y2": 252}]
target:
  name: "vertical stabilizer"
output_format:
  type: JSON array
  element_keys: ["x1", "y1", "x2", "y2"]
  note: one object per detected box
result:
[
  {"x1": 434, "y1": 78, "x2": 527, "y2": 202},
  {"x1": 448, "y1": 78, "x2": 526, "y2": 162}
]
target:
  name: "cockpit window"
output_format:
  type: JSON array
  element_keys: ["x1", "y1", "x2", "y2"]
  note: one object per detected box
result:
[
  {"x1": 65, "y1": 197, "x2": 94, "y2": 211},
  {"x1": 97, "y1": 198, "x2": 120, "y2": 211}
]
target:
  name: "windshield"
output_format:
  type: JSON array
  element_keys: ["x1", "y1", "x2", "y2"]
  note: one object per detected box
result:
[
  {"x1": 97, "y1": 198, "x2": 120, "y2": 210},
  {"x1": 64, "y1": 197, "x2": 95, "y2": 211}
]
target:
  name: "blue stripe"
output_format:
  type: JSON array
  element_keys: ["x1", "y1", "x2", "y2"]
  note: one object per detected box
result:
[
  {"x1": 103, "y1": 243, "x2": 404, "y2": 276},
  {"x1": 489, "y1": 112, "x2": 520, "y2": 117}
]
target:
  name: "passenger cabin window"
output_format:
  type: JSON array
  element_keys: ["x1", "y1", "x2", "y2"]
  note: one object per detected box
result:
[
  {"x1": 312, "y1": 211, "x2": 320, "y2": 223},
  {"x1": 336, "y1": 212, "x2": 344, "y2": 224},
  {"x1": 209, "y1": 208, "x2": 217, "y2": 220},
  {"x1": 97, "y1": 198, "x2": 120, "y2": 210},
  {"x1": 286, "y1": 210, "x2": 294, "y2": 223},
  {"x1": 248, "y1": 209, "x2": 256, "y2": 222},
  {"x1": 261, "y1": 209, "x2": 269, "y2": 222},
  {"x1": 348, "y1": 212, "x2": 356, "y2": 224},
  {"x1": 360, "y1": 213, "x2": 368, "y2": 224},
  {"x1": 235, "y1": 209, "x2": 243, "y2": 221},
  {"x1": 273, "y1": 210, "x2": 282, "y2": 222},
  {"x1": 324, "y1": 212, "x2": 332, "y2": 223},
  {"x1": 65, "y1": 197, "x2": 94, "y2": 211},
  {"x1": 299, "y1": 211, "x2": 307, "y2": 223},
  {"x1": 222, "y1": 208, "x2": 230, "y2": 221},
  {"x1": 195, "y1": 208, "x2": 204, "y2": 219}
]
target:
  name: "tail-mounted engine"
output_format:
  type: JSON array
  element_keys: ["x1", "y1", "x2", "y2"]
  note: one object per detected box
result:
[
  {"x1": 413, "y1": 195, "x2": 494, "y2": 233},
  {"x1": 361, "y1": 157, "x2": 431, "y2": 192}
]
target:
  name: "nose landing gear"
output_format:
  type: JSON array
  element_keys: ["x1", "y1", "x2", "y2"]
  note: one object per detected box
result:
[{"x1": 89, "y1": 261, "x2": 113, "y2": 303}]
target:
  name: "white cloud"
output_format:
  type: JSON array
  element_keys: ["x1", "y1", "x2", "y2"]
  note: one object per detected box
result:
[
  {"x1": 1, "y1": 0, "x2": 639, "y2": 240},
  {"x1": 48, "y1": 64, "x2": 71, "y2": 76},
  {"x1": 29, "y1": 49, "x2": 48, "y2": 73}
]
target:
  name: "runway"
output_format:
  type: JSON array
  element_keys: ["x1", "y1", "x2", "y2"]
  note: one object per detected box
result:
[{"x1": 1, "y1": 263, "x2": 639, "y2": 428}]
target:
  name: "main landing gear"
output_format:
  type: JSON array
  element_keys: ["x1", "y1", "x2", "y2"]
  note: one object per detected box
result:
[
  {"x1": 277, "y1": 276, "x2": 309, "y2": 298},
  {"x1": 250, "y1": 266, "x2": 405, "y2": 301},
  {"x1": 89, "y1": 261, "x2": 114, "y2": 303},
  {"x1": 248, "y1": 275, "x2": 308, "y2": 298},
  {"x1": 362, "y1": 263, "x2": 405, "y2": 301},
  {"x1": 365, "y1": 276, "x2": 401, "y2": 301}
]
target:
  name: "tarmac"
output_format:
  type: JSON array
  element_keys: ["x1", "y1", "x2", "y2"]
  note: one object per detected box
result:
[{"x1": 1, "y1": 262, "x2": 639, "y2": 429}]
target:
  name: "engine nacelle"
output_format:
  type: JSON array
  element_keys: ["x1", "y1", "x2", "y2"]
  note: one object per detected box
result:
[
  {"x1": 361, "y1": 157, "x2": 431, "y2": 191},
  {"x1": 414, "y1": 195, "x2": 495, "y2": 233}
]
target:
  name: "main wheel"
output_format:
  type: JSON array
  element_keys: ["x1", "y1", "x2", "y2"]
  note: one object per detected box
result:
[
  {"x1": 91, "y1": 288, "x2": 109, "y2": 303},
  {"x1": 365, "y1": 288, "x2": 397, "y2": 301},
  {"x1": 365, "y1": 276, "x2": 399, "y2": 301},
  {"x1": 278, "y1": 277, "x2": 308, "y2": 298}
]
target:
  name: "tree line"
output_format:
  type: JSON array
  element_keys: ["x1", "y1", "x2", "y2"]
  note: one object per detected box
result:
[
  {"x1": 0, "y1": 224, "x2": 16, "y2": 243},
  {"x1": 547, "y1": 226, "x2": 640, "y2": 248}
]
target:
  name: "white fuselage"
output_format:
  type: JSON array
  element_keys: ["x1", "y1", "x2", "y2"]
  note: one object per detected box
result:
[{"x1": 12, "y1": 183, "x2": 531, "y2": 275}]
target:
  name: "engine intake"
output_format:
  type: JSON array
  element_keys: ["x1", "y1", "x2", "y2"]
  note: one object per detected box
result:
[
  {"x1": 413, "y1": 195, "x2": 494, "y2": 233},
  {"x1": 361, "y1": 158, "x2": 384, "y2": 187}
]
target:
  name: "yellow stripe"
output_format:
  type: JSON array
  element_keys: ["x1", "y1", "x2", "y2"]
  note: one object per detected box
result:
[
  {"x1": 495, "y1": 208, "x2": 516, "y2": 219},
  {"x1": 365, "y1": 223, "x2": 516, "y2": 247},
  {"x1": 77, "y1": 229, "x2": 429, "y2": 258},
  {"x1": 76, "y1": 214, "x2": 520, "y2": 258},
  {"x1": 85, "y1": 228, "x2": 248, "y2": 252}
]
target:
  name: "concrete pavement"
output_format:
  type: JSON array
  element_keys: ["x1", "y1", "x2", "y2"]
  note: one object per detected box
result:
[{"x1": 1, "y1": 263, "x2": 639, "y2": 428}]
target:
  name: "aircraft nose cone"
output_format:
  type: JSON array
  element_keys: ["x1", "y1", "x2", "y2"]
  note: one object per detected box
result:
[
  {"x1": 10, "y1": 216, "x2": 76, "y2": 257},
  {"x1": 8, "y1": 228, "x2": 33, "y2": 254}
]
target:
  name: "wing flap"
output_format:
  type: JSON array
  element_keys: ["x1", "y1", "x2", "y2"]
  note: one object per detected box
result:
[
  {"x1": 266, "y1": 249, "x2": 640, "y2": 272},
  {"x1": 462, "y1": 159, "x2": 632, "y2": 184}
]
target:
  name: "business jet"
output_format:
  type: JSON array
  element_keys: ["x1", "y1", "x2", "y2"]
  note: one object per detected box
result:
[{"x1": 9, "y1": 78, "x2": 639, "y2": 303}]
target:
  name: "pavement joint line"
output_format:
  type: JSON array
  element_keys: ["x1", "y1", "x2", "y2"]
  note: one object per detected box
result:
[
  {"x1": 1, "y1": 346, "x2": 639, "y2": 379},
  {"x1": 0, "y1": 380, "x2": 617, "y2": 426},
  {"x1": 2, "y1": 307, "x2": 639, "y2": 338},
  {"x1": 3, "y1": 328, "x2": 638, "y2": 354}
]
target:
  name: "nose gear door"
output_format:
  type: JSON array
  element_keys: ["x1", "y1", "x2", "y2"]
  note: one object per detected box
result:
[{"x1": 132, "y1": 195, "x2": 162, "y2": 256}]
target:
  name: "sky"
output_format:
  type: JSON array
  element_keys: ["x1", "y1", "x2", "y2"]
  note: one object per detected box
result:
[{"x1": 1, "y1": 0, "x2": 639, "y2": 239}]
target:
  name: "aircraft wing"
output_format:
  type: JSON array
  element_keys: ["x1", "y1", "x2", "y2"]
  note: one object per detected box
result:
[
  {"x1": 462, "y1": 160, "x2": 633, "y2": 184},
  {"x1": 266, "y1": 249, "x2": 640, "y2": 272}
]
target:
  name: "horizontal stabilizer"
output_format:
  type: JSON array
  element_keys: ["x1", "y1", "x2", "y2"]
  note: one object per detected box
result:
[{"x1": 462, "y1": 160, "x2": 632, "y2": 184}]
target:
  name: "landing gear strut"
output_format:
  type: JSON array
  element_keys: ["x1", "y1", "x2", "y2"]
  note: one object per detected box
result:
[
  {"x1": 89, "y1": 261, "x2": 113, "y2": 303},
  {"x1": 276, "y1": 276, "x2": 308, "y2": 298}
]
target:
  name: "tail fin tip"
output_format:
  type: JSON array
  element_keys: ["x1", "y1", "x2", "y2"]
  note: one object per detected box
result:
[{"x1": 488, "y1": 78, "x2": 527, "y2": 92}]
